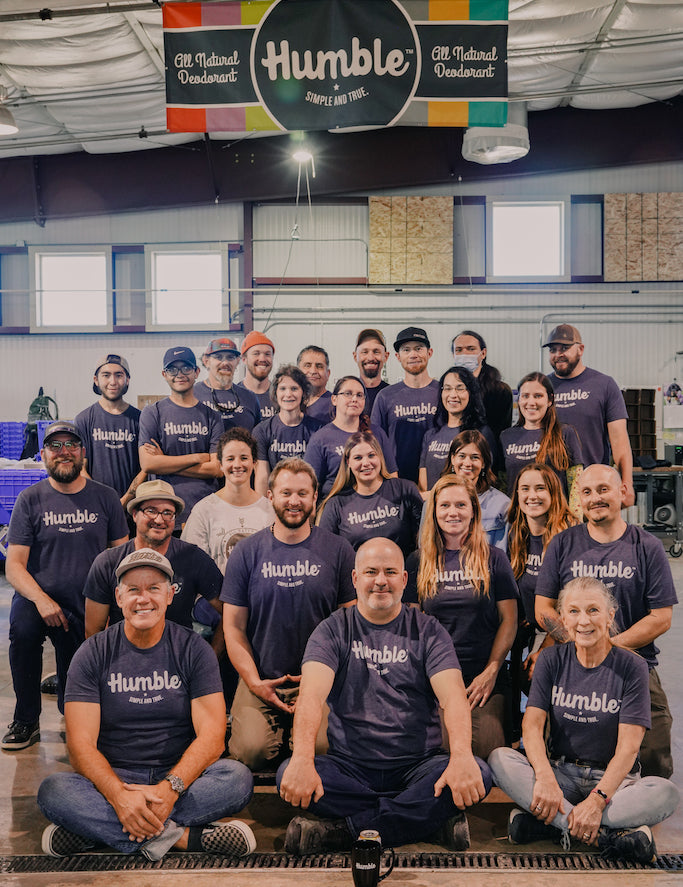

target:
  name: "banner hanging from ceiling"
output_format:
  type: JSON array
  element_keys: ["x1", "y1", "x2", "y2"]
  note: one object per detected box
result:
[{"x1": 163, "y1": 0, "x2": 508, "y2": 133}]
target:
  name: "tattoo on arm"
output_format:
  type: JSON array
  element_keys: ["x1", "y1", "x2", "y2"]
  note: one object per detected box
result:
[{"x1": 540, "y1": 612, "x2": 568, "y2": 643}]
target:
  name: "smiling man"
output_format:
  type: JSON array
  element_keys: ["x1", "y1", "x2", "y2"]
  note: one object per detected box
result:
[
  {"x1": 297, "y1": 346, "x2": 333, "y2": 423},
  {"x1": 195, "y1": 338, "x2": 260, "y2": 432},
  {"x1": 74, "y1": 353, "x2": 146, "y2": 509},
  {"x1": 236, "y1": 331, "x2": 276, "y2": 422},
  {"x1": 37, "y1": 548, "x2": 255, "y2": 861},
  {"x1": 535, "y1": 464, "x2": 678, "y2": 778},
  {"x1": 353, "y1": 328, "x2": 389, "y2": 413},
  {"x1": 221, "y1": 458, "x2": 355, "y2": 770},
  {"x1": 3, "y1": 421, "x2": 128, "y2": 751},
  {"x1": 277, "y1": 537, "x2": 492, "y2": 854}
]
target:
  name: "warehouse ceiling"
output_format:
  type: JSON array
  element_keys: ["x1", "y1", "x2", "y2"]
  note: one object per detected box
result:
[{"x1": 0, "y1": 0, "x2": 682, "y2": 221}]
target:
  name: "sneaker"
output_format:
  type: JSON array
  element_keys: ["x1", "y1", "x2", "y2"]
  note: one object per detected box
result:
[
  {"x1": 1, "y1": 720, "x2": 40, "y2": 750},
  {"x1": 285, "y1": 816, "x2": 352, "y2": 855},
  {"x1": 598, "y1": 825, "x2": 657, "y2": 865},
  {"x1": 200, "y1": 820, "x2": 256, "y2": 857},
  {"x1": 42, "y1": 824, "x2": 96, "y2": 858},
  {"x1": 508, "y1": 807, "x2": 560, "y2": 845},
  {"x1": 435, "y1": 811, "x2": 470, "y2": 850}
]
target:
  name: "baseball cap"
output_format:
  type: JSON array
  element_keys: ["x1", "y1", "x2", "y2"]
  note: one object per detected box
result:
[
  {"x1": 542, "y1": 324, "x2": 582, "y2": 348},
  {"x1": 126, "y1": 479, "x2": 185, "y2": 516},
  {"x1": 393, "y1": 327, "x2": 431, "y2": 352},
  {"x1": 94, "y1": 353, "x2": 130, "y2": 376},
  {"x1": 115, "y1": 548, "x2": 174, "y2": 582},
  {"x1": 241, "y1": 330, "x2": 275, "y2": 356},
  {"x1": 205, "y1": 338, "x2": 240, "y2": 358},
  {"x1": 355, "y1": 328, "x2": 386, "y2": 349},
  {"x1": 43, "y1": 420, "x2": 82, "y2": 445},
  {"x1": 163, "y1": 346, "x2": 197, "y2": 370}
]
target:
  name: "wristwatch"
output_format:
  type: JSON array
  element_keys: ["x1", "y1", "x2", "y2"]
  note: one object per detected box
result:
[{"x1": 164, "y1": 773, "x2": 186, "y2": 795}]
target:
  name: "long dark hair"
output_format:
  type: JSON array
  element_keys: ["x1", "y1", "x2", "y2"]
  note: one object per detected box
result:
[
  {"x1": 516, "y1": 371, "x2": 570, "y2": 471},
  {"x1": 440, "y1": 429, "x2": 496, "y2": 494},
  {"x1": 434, "y1": 366, "x2": 486, "y2": 430},
  {"x1": 451, "y1": 329, "x2": 503, "y2": 398},
  {"x1": 332, "y1": 375, "x2": 371, "y2": 431}
]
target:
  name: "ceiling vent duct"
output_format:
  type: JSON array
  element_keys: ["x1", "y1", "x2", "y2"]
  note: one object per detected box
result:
[{"x1": 462, "y1": 102, "x2": 529, "y2": 165}]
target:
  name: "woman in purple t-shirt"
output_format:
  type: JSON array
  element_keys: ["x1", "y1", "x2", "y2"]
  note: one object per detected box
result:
[
  {"x1": 500, "y1": 372, "x2": 583, "y2": 511},
  {"x1": 412, "y1": 474, "x2": 518, "y2": 760},
  {"x1": 489, "y1": 576, "x2": 679, "y2": 863}
]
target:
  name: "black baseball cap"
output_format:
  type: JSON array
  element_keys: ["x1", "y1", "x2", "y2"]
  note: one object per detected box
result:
[
  {"x1": 393, "y1": 327, "x2": 431, "y2": 351},
  {"x1": 163, "y1": 346, "x2": 197, "y2": 370}
]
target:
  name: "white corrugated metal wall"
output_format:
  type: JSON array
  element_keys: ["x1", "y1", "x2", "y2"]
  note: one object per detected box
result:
[{"x1": 1, "y1": 161, "x2": 682, "y2": 423}]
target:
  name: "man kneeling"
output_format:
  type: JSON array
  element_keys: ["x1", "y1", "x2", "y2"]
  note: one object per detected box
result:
[
  {"x1": 38, "y1": 549, "x2": 255, "y2": 860},
  {"x1": 278, "y1": 538, "x2": 492, "y2": 853}
]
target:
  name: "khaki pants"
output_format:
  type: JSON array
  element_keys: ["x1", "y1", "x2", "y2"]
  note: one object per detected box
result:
[
  {"x1": 228, "y1": 678, "x2": 329, "y2": 771},
  {"x1": 640, "y1": 667, "x2": 673, "y2": 779}
]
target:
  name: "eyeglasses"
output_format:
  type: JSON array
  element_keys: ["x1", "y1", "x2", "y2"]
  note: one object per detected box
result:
[
  {"x1": 442, "y1": 385, "x2": 468, "y2": 394},
  {"x1": 337, "y1": 390, "x2": 366, "y2": 400},
  {"x1": 165, "y1": 364, "x2": 195, "y2": 377},
  {"x1": 45, "y1": 440, "x2": 81, "y2": 452},
  {"x1": 139, "y1": 506, "x2": 176, "y2": 521}
]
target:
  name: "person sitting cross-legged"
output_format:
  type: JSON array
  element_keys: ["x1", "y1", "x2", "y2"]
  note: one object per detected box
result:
[{"x1": 37, "y1": 549, "x2": 255, "y2": 861}]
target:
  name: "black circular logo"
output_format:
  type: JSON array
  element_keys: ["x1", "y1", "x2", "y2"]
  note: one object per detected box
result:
[{"x1": 251, "y1": 0, "x2": 419, "y2": 131}]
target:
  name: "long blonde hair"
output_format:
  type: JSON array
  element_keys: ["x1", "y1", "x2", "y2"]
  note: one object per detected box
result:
[
  {"x1": 507, "y1": 462, "x2": 578, "y2": 579},
  {"x1": 315, "y1": 430, "x2": 391, "y2": 523},
  {"x1": 417, "y1": 474, "x2": 490, "y2": 600}
]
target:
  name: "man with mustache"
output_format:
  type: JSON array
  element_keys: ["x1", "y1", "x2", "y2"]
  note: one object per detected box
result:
[
  {"x1": 221, "y1": 458, "x2": 355, "y2": 770},
  {"x1": 535, "y1": 464, "x2": 677, "y2": 779},
  {"x1": 236, "y1": 331, "x2": 276, "y2": 422},
  {"x1": 3, "y1": 421, "x2": 128, "y2": 750},
  {"x1": 352, "y1": 328, "x2": 389, "y2": 413}
]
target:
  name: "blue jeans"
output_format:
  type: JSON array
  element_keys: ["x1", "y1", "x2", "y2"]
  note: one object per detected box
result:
[
  {"x1": 9, "y1": 593, "x2": 84, "y2": 723},
  {"x1": 277, "y1": 752, "x2": 492, "y2": 847},
  {"x1": 37, "y1": 760, "x2": 253, "y2": 858},
  {"x1": 488, "y1": 747, "x2": 679, "y2": 831}
]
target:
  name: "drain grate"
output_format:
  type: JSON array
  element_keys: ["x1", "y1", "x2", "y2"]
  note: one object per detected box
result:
[{"x1": 2, "y1": 851, "x2": 683, "y2": 874}]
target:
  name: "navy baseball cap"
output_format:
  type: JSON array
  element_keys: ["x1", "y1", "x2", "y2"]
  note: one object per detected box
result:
[{"x1": 163, "y1": 347, "x2": 197, "y2": 370}]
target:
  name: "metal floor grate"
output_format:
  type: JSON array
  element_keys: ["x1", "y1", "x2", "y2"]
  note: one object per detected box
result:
[{"x1": 3, "y1": 851, "x2": 683, "y2": 874}]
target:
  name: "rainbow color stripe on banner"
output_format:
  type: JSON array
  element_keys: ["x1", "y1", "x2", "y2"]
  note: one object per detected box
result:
[{"x1": 163, "y1": 0, "x2": 508, "y2": 133}]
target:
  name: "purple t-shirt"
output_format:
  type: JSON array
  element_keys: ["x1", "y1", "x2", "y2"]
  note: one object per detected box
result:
[
  {"x1": 406, "y1": 546, "x2": 518, "y2": 679},
  {"x1": 253, "y1": 414, "x2": 324, "y2": 470},
  {"x1": 548, "y1": 367, "x2": 628, "y2": 467},
  {"x1": 83, "y1": 536, "x2": 222, "y2": 628},
  {"x1": 193, "y1": 380, "x2": 260, "y2": 432},
  {"x1": 8, "y1": 478, "x2": 128, "y2": 614},
  {"x1": 535, "y1": 523, "x2": 678, "y2": 666},
  {"x1": 318, "y1": 477, "x2": 422, "y2": 557},
  {"x1": 220, "y1": 526, "x2": 356, "y2": 678},
  {"x1": 419, "y1": 423, "x2": 496, "y2": 490},
  {"x1": 74, "y1": 402, "x2": 141, "y2": 498},
  {"x1": 306, "y1": 391, "x2": 334, "y2": 423},
  {"x1": 304, "y1": 604, "x2": 459, "y2": 767},
  {"x1": 500, "y1": 423, "x2": 583, "y2": 497},
  {"x1": 138, "y1": 398, "x2": 223, "y2": 528},
  {"x1": 305, "y1": 422, "x2": 398, "y2": 497},
  {"x1": 371, "y1": 380, "x2": 439, "y2": 483},
  {"x1": 235, "y1": 382, "x2": 275, "y2": 422},
  {"x1": 529, "y1": 643, "x2": 651, "y2": 767},
  {"x1": 514, "y1": 533, "x2": 544, "y2": 628},
  {"x1": 66, "y1": 620, "x2": 222, "y2": 770}
]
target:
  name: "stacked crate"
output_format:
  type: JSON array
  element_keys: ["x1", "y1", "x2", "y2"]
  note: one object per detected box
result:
[
  {"x1": 0, "y1": 422, "x2": 27, "y2": 460},
  {"x1": 624, "y1": 388, "x2": 657, "y2": 459}
]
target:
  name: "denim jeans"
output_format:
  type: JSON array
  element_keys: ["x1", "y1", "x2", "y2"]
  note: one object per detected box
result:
[
  {"x1": 277, "y1": 752, "x2": 493, "y2": 847},
  {"x1": 37, "y1": 760, "x2": 253, "y2": 858},
  {"x1": 488, "y1": 747, "x2": 679, "y2": 831},
  {"x1": 9, "y1": 593, "x2": 84, "y2": 723}
]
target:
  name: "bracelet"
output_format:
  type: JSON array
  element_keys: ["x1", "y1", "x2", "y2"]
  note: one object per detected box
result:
[{"x1": 591, "y1": 787, "x2": 610, "y2": 805}]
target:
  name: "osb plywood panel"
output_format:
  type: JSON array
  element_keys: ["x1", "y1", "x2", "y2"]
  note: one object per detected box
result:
[
  {"x1": 369, "y1": 196, "x2": 453, "y2": 284},
  {"x1": 604, "y1": 192, "x2": 683, "y2": 281}
]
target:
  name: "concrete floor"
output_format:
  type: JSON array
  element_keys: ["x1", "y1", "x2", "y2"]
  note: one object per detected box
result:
[{"x1": 0, "y1": 553, "x2": 681, "y2": 886}]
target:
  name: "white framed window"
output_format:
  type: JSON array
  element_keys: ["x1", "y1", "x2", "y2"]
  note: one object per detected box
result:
[
  {"x1": 486, "y1": 199, "x2": 570, "y2": 282},
  {"x1": 29, "y1": 247, "x2": 113, "y2": 332},
  {"x1": 145, "y1": 245, "x2": 232, "y2": 331}
]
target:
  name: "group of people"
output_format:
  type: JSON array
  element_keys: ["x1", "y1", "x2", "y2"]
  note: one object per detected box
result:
[{"x1": 1, "y1": 320, "x2": 678, "y2": 865}]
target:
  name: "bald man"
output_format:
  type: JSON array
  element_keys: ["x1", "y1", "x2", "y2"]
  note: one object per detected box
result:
[
  {"x1": 535, "y1": 464, "x2": 678, "y2": 779},
  {"x1": 277, "y1": 538, "x2": 492, "y2": 854}
]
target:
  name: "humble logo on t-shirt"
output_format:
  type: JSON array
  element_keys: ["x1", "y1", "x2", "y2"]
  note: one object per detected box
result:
[
  {"x1": 554, "y1": 388, "x2": 590, "y2": 406},
  {"x1": 347, "y1": 505, "x2": 399, "y2": 525},
  {"x1": 428, "y1": 440, "x2": 451, "y2": 456},
  {"x1": 163, "y1": 421, "x2": 209, "y2": 435},
  {"x1": 505, "y1": 441, "x2": 540, "y2": 456},
  {"x1": 43, "y1": 509, "x2": 98, "y2": 527},
  {"x1": 552, "y1": 684, "x2": 621, "y2": 714},
  {"x1": 261, "y1": 560, "x2": 321, "y2": 578},
  {"x1": 393, "y1": 403, "x2": 436, "y2": 420},
  {"x1": 351, "y1": 640, "x2": 408, "y2": 664},
  {"x1": 107, "y1": 670, "x2": 181, "y2": 694},
  {"x1": 569, "y1": 560, "x2": 635, "y2": 580},
  {"x1": 270, "y1": 439, "x2": 306, "y2": 456},
  {"x1": 92, "y1": 428, "x2": 135, "y2": 442}
]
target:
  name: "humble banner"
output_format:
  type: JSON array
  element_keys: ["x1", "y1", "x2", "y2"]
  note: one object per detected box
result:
[{"x1": 163, "y1": 0, "x2": 508, "y2": 133}]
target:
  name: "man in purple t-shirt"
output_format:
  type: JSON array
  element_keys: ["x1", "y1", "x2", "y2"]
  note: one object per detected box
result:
[
  {"x1": 277, "y1": 538, "x2": 491, "y2": 854},
  {"x1": 221, "y1": 458, "x2": 356, "y2": 770},
  {"x1": 535, "y1": 464, "x2": 677, "y2": 778},
  {"x1": 297, "y1": 345, "x2": 333, "y2": 423},
  {"x1": 353, "y1": 328, "x2": 390, "y2": 414},
  {"x1": 544, "y1": 323, "x2": 634, "y2": 506},
  {"x1": 370, "y1": 326, "x2": 439, "y2": 483}
]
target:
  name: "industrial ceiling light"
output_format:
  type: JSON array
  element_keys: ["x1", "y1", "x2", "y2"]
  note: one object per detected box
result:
[
  {"x1": 462, "y1": 101, "x2": 529, "y2": 165},
  {"x1": 292, "y1": 147, "x2": 316, "y2": 178},
  {"x1": 0, "y1": 86, "x2": 18, "y2": 135}
]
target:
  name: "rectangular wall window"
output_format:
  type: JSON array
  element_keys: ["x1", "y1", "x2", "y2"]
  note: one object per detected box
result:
[
  {"x1": 486, "y1": 199, "x2": 570, "y2": 282},
  {"x1": 30, "y1": 247, "x2": 112, "y2": 332}
]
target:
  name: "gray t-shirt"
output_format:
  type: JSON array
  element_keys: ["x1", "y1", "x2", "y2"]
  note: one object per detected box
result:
[
  {"x1": 235, "y1": 381, "x2": 275, "y2": 422},
  {"x1": 74, "y1": 402, "x2": 141, "y2": 497},
  {"x1": 305, "y1": 422, "x2": 398, "y2": 498},
  {"x1": 253, "y1": 414, "x2": 324, "y2": 470},
  {"x1": 500, "y1": 423, "x2": 583, "y2": 497},
  {"x1": 371, "y1": 380, "x2": 439, "y2": 483},
  {"x1": 193, "y1": 380, "x2": 260, "y2": 431}
]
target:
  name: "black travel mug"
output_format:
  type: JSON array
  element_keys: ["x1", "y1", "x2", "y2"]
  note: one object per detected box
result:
[{"x1": 351, "y1": 830, "x2": 395, "y2": 887}]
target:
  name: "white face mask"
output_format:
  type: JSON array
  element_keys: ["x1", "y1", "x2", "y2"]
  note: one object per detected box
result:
[{"x1": 452, "y1": 354, "x2": 479, "y2": 373}]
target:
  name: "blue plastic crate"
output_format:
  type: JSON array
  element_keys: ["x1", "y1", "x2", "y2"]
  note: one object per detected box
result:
[
  {"x1": 0, "y1": 469, "x2": 48, "y2": 516},
  {"x1": 36, "y1": 420, "x2": 55, "y2": 461},
  {"x1": 0, "y1": 422, "x2": 27, "y2": 460}
]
